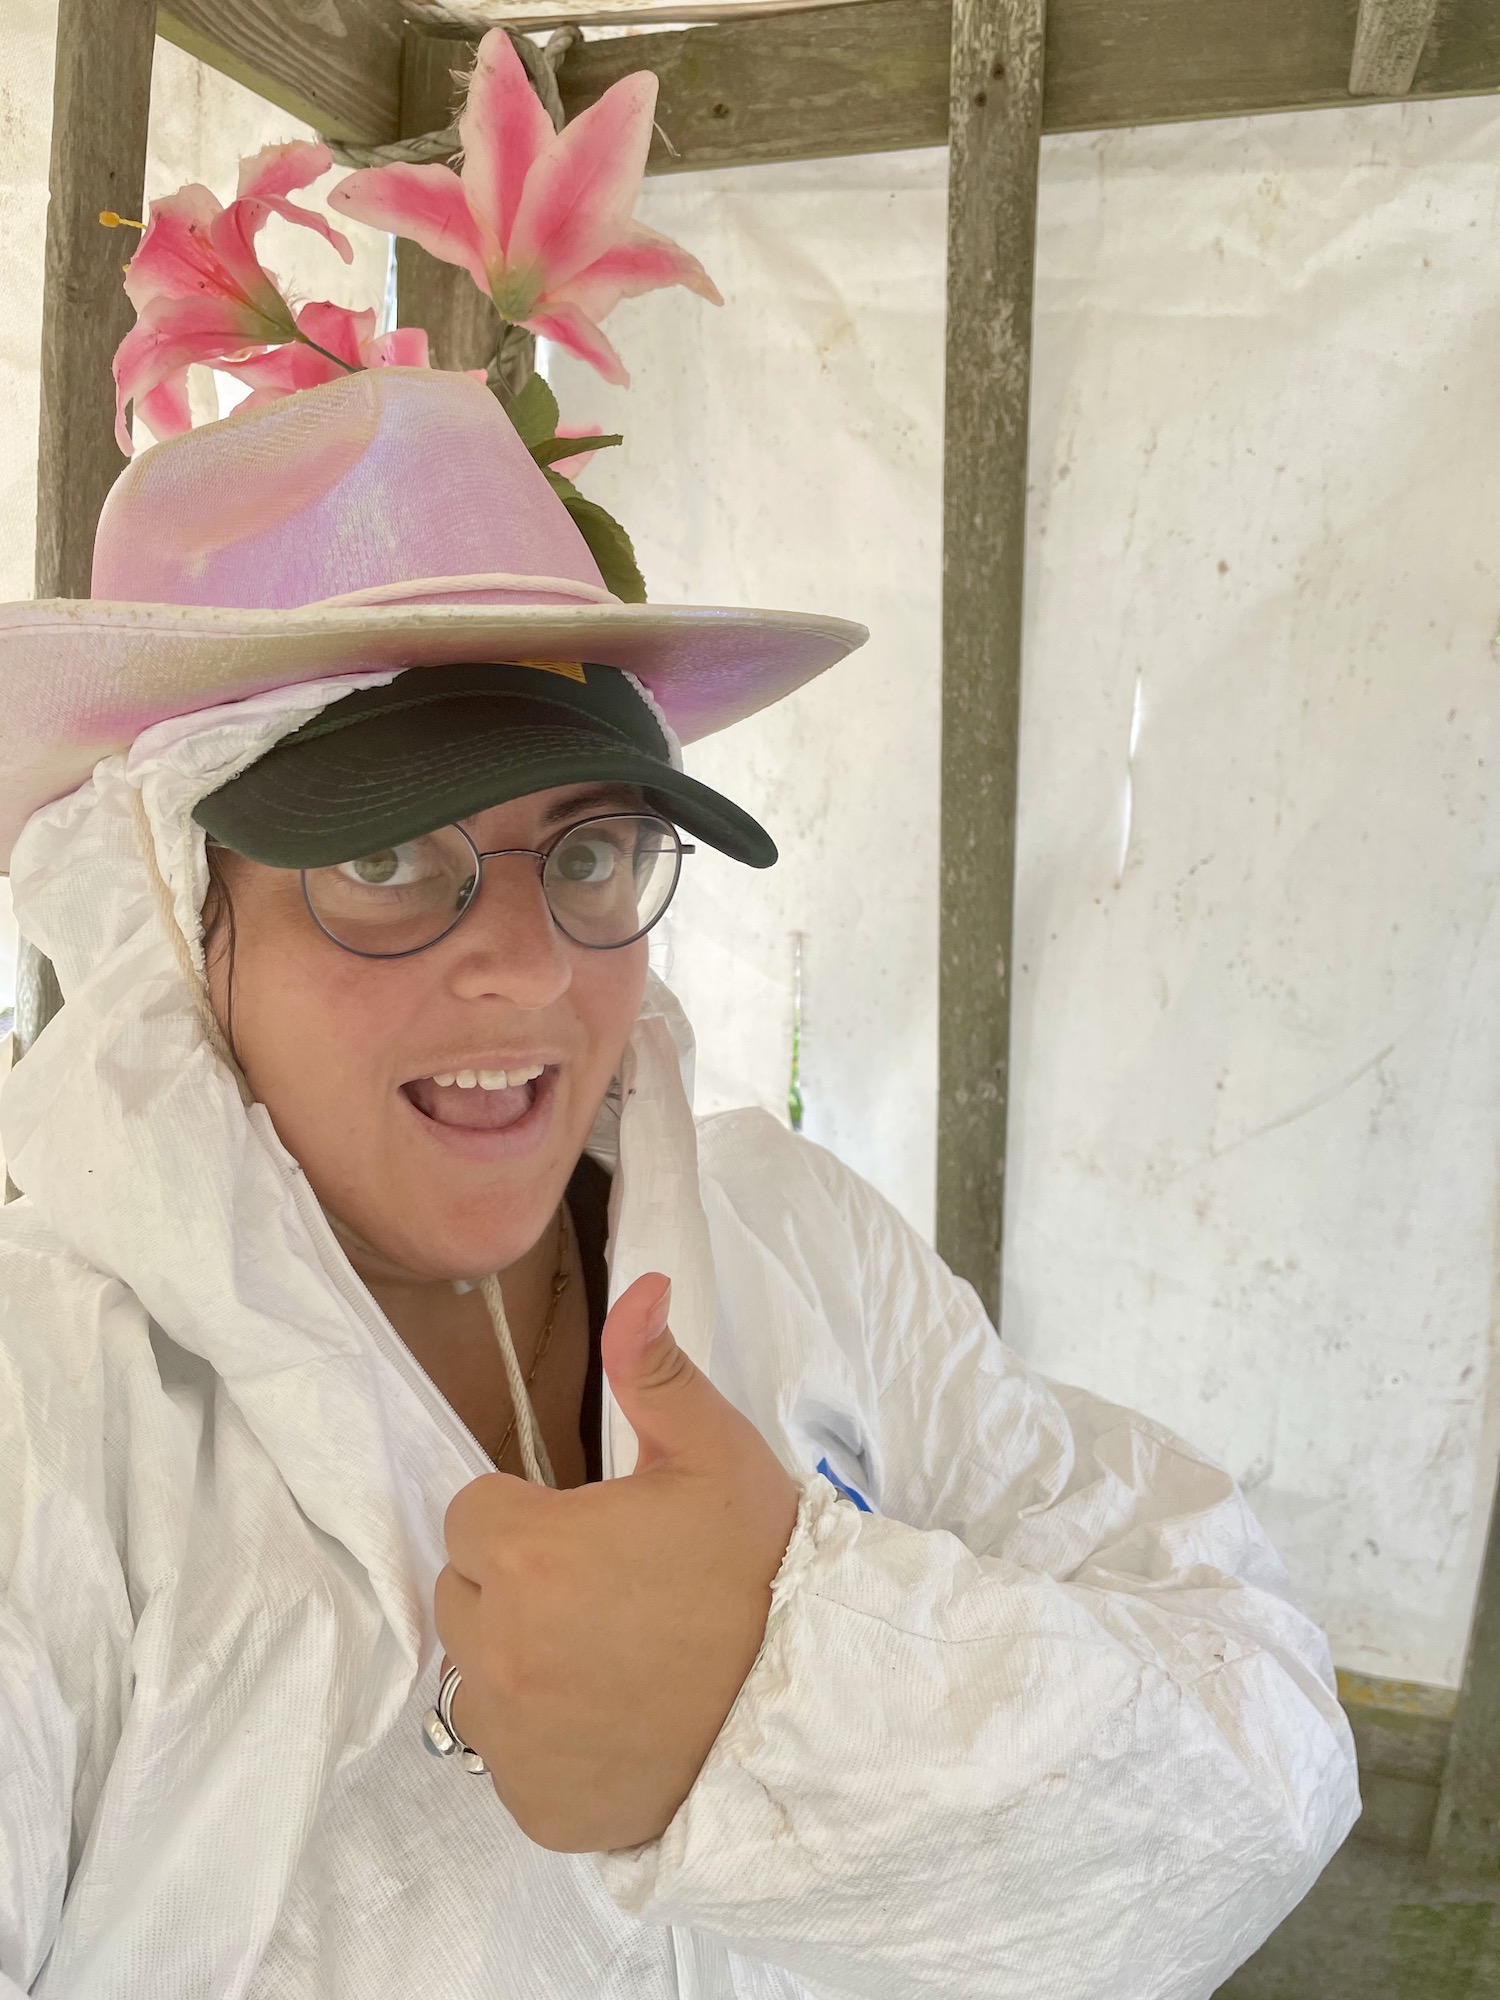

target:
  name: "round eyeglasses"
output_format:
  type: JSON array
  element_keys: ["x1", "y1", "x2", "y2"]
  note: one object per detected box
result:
[{"x1": 300, "y1": 813, "x2": 692, "y2": 959}]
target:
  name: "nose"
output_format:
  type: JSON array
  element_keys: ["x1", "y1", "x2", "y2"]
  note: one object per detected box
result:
[{"x1": 442, "y1": 853, "x2": 572, "y2": 1009}]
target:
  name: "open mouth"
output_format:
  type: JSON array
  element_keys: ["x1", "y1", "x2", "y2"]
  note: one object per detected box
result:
[{"x1": 402, "y1": 1063, "x2": 558, "y2": 1136}]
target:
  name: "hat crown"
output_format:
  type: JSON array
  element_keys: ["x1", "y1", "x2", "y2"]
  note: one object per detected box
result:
[{"x1": 90, "y1": 370, "x2": 609, "y2": 612}]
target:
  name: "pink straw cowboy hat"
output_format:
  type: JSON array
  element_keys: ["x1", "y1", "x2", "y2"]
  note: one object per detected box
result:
[{"x1": 0, "y1": 368, "x2": 866, "y2": 868}]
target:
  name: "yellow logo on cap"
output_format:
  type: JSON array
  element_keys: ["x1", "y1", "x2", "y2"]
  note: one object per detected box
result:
[{"x1": 512, "y1": 658, "x2": 588, "y2": 684}]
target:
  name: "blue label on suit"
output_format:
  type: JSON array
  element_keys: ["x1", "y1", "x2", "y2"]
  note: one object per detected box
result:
[{"x1": 816, "y1": 1455, "x2": 872, "y2": 1513}]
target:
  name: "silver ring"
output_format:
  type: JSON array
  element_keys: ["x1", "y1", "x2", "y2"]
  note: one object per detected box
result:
[{"x1": 421, "y1": 1664, "x2": 488, "y2": 1774}]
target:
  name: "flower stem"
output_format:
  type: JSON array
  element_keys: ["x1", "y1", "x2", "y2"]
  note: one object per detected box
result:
[{"x1": 293, "y1": 330, "x2": 358, "y2": 373}]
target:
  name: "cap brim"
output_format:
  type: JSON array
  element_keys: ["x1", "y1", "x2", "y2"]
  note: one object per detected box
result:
[{"x1": 195, "y1": 702, "x2": 777, "y2": 870}]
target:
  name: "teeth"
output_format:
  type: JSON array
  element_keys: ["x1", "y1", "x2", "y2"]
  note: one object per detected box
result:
[{"x1": 429, "y1": 1064, "x2": 548, "y2": 1091}]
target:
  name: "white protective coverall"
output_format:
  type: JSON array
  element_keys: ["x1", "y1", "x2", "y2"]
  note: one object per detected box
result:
[{"x1": 0, "y1": 683, "x2": 1360, "y2": 2000}]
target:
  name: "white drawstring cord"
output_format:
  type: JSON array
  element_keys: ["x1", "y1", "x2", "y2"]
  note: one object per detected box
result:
[
  {"x1": 478, "y1": 1275, "x2": 557, "y2": 1486},
  {"x1": 129, "y1": 785, "x2": 250, "y2": 1102}
]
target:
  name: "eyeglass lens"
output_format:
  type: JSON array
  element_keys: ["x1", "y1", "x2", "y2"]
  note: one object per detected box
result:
[{"x1": 301, "y1": 814, "x2": 683, "y2": 958}]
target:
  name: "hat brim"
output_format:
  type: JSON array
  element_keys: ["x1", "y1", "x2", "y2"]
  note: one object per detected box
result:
[
  {"x1": 0, "y1": 597, "x2": 867, "y2": 870},
  {"x1": 196, "y1": 699, "x2": 779, "y2": 871}
]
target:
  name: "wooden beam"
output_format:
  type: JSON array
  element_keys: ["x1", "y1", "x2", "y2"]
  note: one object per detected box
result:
[
  {"x1": 546, "y1": 0, "x2": 1500, "y2": 179},
  {"x1": 156, "y1": 0, "x2": 406, "y2": 141},
  {"x1": 407, "y1": 0, "x2": 878, "y2": 23},
  {"x1": 36, "y1": 0, "x2": 155, "y2": 600},
  {"x1": 934, "y1": 0, "x2": 1045, "y2": 1320},
  {"x1": 1350, "y1": 0, "x2": 1442, "y2": 96},
  {"x1": 1429, "y1": 1465, "x2": 1500, "y2": 1874},
  {"x1": 168, "y1": 0, "x2": 1500, "y2": 165},
  {"x1": 163, "y1": 0, "x2": 1500, "y2": 167}
]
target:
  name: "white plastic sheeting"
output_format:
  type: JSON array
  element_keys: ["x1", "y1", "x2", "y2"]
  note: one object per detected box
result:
[{"x1": 552, "y1": 100, "x2": 1500, "y2": 1689}]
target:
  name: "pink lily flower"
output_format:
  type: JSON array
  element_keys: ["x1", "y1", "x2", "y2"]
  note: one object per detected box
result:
[
  {"x1": 328, "y1": 27, "x2": 722, "y2": 388},
  {"x1": 112, "y1": 140, "x2": 357, "y2": 451},
  {"x1": 223, "y1": 302, "x2": 431, "y2": 410}
]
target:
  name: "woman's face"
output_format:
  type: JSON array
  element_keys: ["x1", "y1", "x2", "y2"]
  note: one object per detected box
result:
[{"x1": 206, "y1": 783, "x2": 650, "y2": 1281}]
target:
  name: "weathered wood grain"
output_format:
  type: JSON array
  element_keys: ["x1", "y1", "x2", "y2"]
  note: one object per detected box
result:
[
  {"x1": 1430, "y1": 1470, "x2": 1500, "y2": 1874},
  {"x1": 392, "y1": 29, "x2": 500, "y2": 374},
  {"x1": 25, "y1": 0, "x2": 150, "y2": 1070},
  {"x1": 932, "y1": 0, "x2": 1044, "y2": 1318},
  {"x1": 157, "y1": 0, "x2": 406, "y2": 140},
  {"x1": 1350, "y1": 0, "x2": 1442, "y2": 95},
  {"x1": 533, "y1": 0, "x2": 1500, "y2": 176},
  {"x1": 35, "y1": 0, "x2": 155, "y2": 600},
  {"x1": 174, "y1": 0, "x2": 1500, "y2": 162}
]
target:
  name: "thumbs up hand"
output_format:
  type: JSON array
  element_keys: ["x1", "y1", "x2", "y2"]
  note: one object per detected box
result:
[{"x1": 435, "y1": 1274, "x2": 801, "y2": 1853}]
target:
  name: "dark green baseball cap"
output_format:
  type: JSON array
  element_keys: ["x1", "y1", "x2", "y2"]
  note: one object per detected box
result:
[{"x1": 194, "y1": 660, "x2": 777, "y2": 869}]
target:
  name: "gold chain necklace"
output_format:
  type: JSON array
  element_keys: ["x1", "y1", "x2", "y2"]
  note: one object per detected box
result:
[{"x1": 490, "y1": 1205, "x2": 571, "y2": 1470}]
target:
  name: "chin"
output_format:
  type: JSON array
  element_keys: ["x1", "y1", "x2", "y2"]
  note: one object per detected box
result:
[{"x1": 379, "y1": 1186, "x2": 564, "y2": 1285}]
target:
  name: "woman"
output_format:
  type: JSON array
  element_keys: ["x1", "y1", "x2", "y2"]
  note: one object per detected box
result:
[{"x1": 0, "y1": 367, "x2": 1357, "y2": 1999}]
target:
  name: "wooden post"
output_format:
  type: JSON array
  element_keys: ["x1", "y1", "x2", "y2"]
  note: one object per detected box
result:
[
  {"x1": 35, "y1": 0, "x2": 155, "y2": 600},
  {"x1": 1349, "y1": 0, "x2": 1440, "y2": 96},
  {"x1": 394, "y1": 30, "x2": 501, "y2": 375},
  {"x1": 935, "y1": 0, "x2": 1045, "y2": 1320},
  {"x1": 1429, "y1": 1466, "x2": 1500, "y2": 1874},
  {"x1": 22, "y1": 0, "x2": 154, "y2": 1077}
]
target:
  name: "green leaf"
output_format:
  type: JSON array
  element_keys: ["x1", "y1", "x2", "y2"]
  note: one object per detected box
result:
[
  {"x1": 528, "y1": 431, "x2": 623, "y2": 467},
  {"x1": 505, "y1": 372, "x2": 560, "y2": 449},
  {"x1": 544, "y1": 469, "x2": 646, "y2": 602}
]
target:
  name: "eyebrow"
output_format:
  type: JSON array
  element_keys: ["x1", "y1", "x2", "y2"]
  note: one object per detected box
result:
[{"x1": 534, "y1": 784, "x2": 645, "y2": 830}]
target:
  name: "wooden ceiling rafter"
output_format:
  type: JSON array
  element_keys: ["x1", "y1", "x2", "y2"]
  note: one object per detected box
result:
[{"x1": 156, "y1": 0, "x2": 1500, "y2": 160}]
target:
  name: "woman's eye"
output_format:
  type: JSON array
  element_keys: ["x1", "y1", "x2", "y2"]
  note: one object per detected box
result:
[
  {"x1": 555, "y1": 837, "x2": 620, "y2": 886},
  {"x1": 337, "y1": 844, "x2": 427, "y2": 888}
]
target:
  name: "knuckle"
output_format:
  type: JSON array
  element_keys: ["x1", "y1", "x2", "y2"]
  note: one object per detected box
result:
[{"x1": 639, "y1": 1339, "x2": 695, "y2": 1394}]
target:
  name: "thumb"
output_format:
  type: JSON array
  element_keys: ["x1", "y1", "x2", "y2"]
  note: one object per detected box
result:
[{"x1": 602, "y1": 1273, "x2": 731, "y2": 1472}]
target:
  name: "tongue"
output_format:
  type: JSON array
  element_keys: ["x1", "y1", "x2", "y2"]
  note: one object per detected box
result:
[{"x1": 406, "y1": 1077, "x2": 536, "y2": 1131}]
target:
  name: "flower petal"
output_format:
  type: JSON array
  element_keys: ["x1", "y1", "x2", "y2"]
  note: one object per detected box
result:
[
  {"x1": 264, "y1": 193, "x2": 354, "y2": 264},
  {"x1": 329, "y1": 164, "x2": 491, "y2": 293},
  {"x1": 236, "y1": 138, "x2": 332, "y2": 204},
  {"x1": 549, "y1": 219, "x2": 723, "y2": 323},
  {"x1": 222, "y1": 341, "x2": 343, "y2": 410},
  {"x1": 525, "y1": 301, "x2": 629, "y2": 388},
  {"x1": 365, "y1": 326, "x2": 431, "y2": 368},
  {"x1": 135, "y1": 372, "x2": 194, "y2": 444},
  {"x1": 508, "y1": 70, "x2": 657, "y2": 296},
  {"x1": 459, "y1": 27, "x2": 554, "y2": 260},
  {"x1": 239, "y1": 143, "x2": 354, "y2": 264},
  {"x1": 113, "y1": 296, "x2": 273, "y2": 450},
  {"x1": 294, "y1": 298, "x2": 375, "y2": 367},
  {"x1": 206, "y1": 202, "x2": 299, "y2": 335},
  {"x1": 122, "y1": 184, "x2": 224, "y2": 310}
]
